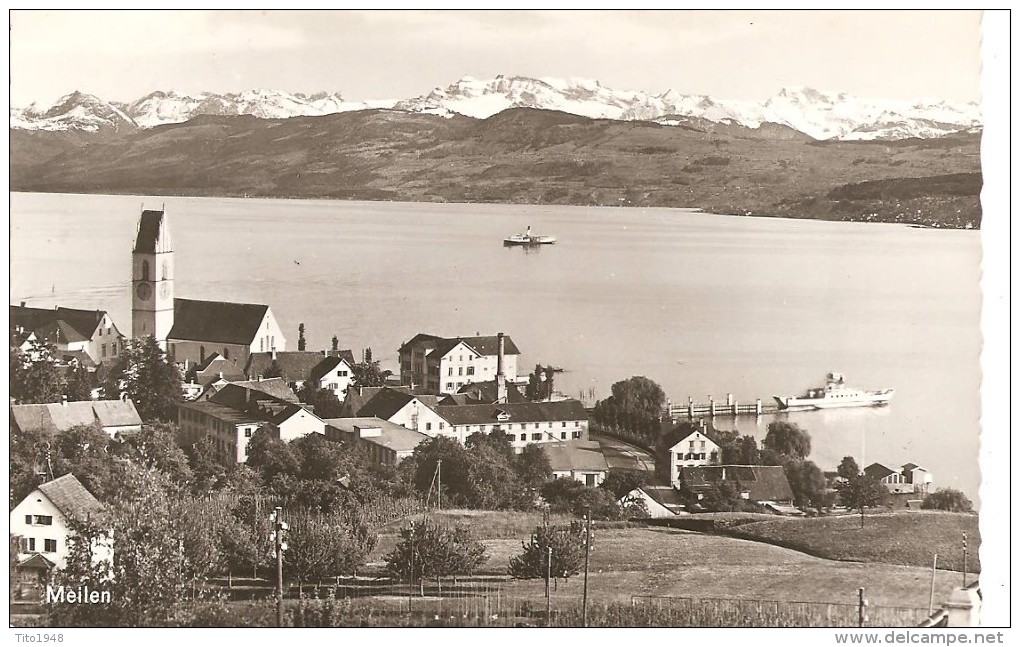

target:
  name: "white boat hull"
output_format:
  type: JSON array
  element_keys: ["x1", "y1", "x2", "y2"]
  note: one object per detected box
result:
[{"x1": 774, "y1": 389, "x2": 894, "y2": 411}]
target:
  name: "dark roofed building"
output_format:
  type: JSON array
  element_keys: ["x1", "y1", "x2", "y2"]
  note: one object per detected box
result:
[
  {"x1": 433, "y1": 398, "x2": 589, "y2": 449},
  {"x1": 10, "y1": 304, "x2": 125, "y2": 365},
  {"x1": 324, "y1": 416, "x2": 427, "y2": 466},
  {"x1": 456, "y1": 380, "x2": 526, "y2": 404},
  {"x1": 193, "y1": 352, "x2": 247, "y2": 386},
  {"x1": 680, "y1": 465, "x2": 794, "y2": 504},
  {"x1": 133, "y1": 209, "x2": 173, "y2": 253},
  {"x1": 357, "y1": 388, "x2": 419, "y2": 421},
  {"x1": 169, "y1": 299, "x2": 269, "y2": 346},
  {"x1": 245, "y1": 351, "x2": 328, "y2": 386}
]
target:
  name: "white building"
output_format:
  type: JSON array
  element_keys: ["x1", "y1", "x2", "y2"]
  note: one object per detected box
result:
[
  {"x1": 309, "y1": 352, "x2": 358, "y2": 402},
  {"x1": 542, "y1": 441, "x2": 609, "y2": 487},
  {"x1": 668, "y1": 423, "x2": 723, "y2": 488},
  {"x1": 399, "y1": 332, "x2": 521, "y2": 393},
  {"x1": 10, "y1": 474, "x2": 109, "y2": 571}
]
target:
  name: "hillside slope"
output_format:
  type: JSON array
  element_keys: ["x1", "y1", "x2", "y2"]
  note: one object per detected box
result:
[{"x1": 10, "y1": 108, "x2": 982, "y2": 228}]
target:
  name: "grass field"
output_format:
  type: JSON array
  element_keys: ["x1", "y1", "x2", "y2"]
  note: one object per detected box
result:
[
  {"x1": 365, "y1": 510, "x2": 966, "y2": 614},
  {"x1": 723, "y1": 511, "x2": 980, "y2": 573}
]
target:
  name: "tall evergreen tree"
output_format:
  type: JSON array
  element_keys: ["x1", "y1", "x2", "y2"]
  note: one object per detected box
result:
[{"x1": 297, "y1": 323, "x2": 306, "y2": 351}]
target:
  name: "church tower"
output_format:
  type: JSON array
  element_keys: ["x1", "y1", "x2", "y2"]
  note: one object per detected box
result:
[{"x1": 132, "y1": 209, "x2": 175, "y2": 347}]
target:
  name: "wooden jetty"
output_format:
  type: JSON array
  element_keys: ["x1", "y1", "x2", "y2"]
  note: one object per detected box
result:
[{"x1": 664, "y1": 394, "x2": 780, "y2": 420}]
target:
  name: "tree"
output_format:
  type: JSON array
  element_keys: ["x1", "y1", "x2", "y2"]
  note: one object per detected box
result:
[
  {"x1": 921, "y1": 488, "x2": 973, "y2": 512},
  {"x1": 784, "y1": 459, "x2": 830, "y2": 513},
  {"x1": 722, "y1": 435, "x2": 761, "y2": 465},
  {"x1": 541, "y1": 479, "x2": 624, "y2": 520},
  {"x1": 515, "y1": 443, "x2": 553, "y2": 488},
  {"x1": 837, "y1": 474, "x2": 888, "y2": 526},
  {"x1": 262, "y1": 359, "x2": 283, "y2": 379},
  {"x1": 525, "y1": 364, "x2": 556, "y2": 401},
  {"x1": 407, "y1": 436, "x2": 471, "y2": 504},
  {"x1": 297, "y1": 385, "x2": 343, "y2": 418},
  {"x1": 285, "y1": 511, "x2": 376, "y2": 589},
  {"x1": 350, "y1": 360, "x2": 391, "y2": 387},
  {"x1": 102, "y1": 336, "x2": 182, "y2": 422},
  {"x1": 245, "y1": 428, "x2": 301, "y2": 481},
  {"x1": 598, "y1": 469, "x2": 647, "y2": 499},
  {"x1": 699, "y1": 479, "x2": 747, "y2": 512},
  {"x1": 385, "y1": 520, "x2": 487, "y2": 589},
  {"x1": 464, "y1": 443, "x2": 528, "y2": 510},
  {"x1": 118, "y1": 422, "x2": 194, "y2": 487},
  {"x1": 762, "y1": 420, "x2": 812, "y2": 461},
  {"x1": 64, "y1": 358, "x2": 94, "y2": 401},
  {"x1": 290, "y1": 432, "x2": 350, "y2": 482},
  {"x1": 11, "y1": 341, "x2": 65, "y2": 404},
  {"x1": 331, "y1": 335, "x2": 339, "y2": 352},
  {"x1": 508, "y1": 522, "x2": 587, "y2": 580},
  {"x1": 466, "y1": 428, "x2": 515, "y2": 462},
  {"x1": 364, "y1": 347, "x2": 373, "y2": 363},
  {"x1": 592, "y1": 375, "x2": 666, "y2": 445},
  {"x1": 837, "y1": 456, "x2": 861, "y2": 481},
  {"x1": 51, "y1": 423, "x2": 125, "y2": 501},
  {"x1": 297, "y1": 323, "x2": 306, "y2": 351}
]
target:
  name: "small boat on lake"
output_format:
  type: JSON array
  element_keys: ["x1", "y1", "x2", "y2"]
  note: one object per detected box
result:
[
  {"x1": 504, "y1": 225, "x2": 556, "y2": 246},
  {"x1": 774, "y1": 372, "x2": 894, "y2": 411}
]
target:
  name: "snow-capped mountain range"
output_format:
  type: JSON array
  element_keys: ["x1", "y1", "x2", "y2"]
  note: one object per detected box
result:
[{"x1": 10, "y1": 75, "x2": 981, "y2": 141}]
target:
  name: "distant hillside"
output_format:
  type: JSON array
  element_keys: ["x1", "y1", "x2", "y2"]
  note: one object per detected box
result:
[{"x1": 9, "y1": 107, "x2": 983, "y2": 228}]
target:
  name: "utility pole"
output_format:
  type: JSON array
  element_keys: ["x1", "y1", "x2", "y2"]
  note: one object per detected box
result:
[
  {"x1": 582, "y1": 511, "x2": 592, "y2": 628},
  {"x1": 546, "y1": 546, "x2": 553, "y2": 627},
  {"x1": 270, "y1": 506, "x2": 288, "y2": 627},
  {"x1": 437, "y1": 459, "x2": 442, "y2": 511},
  {"x1": 962, "y1": 533, "x2": 968, "y2": 587},
  {"x1": 929, "y1": 553, "x2": 938, "y2": 615}
]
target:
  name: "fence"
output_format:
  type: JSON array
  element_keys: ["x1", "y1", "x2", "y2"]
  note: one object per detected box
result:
[{"x1": 630, "y1": 595, "x2": 930, "y2": 628}]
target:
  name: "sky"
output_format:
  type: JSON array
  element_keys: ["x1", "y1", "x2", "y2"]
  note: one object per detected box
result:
[{"x1": 9, "y1": 9, "x2": 983, "y2": 107}]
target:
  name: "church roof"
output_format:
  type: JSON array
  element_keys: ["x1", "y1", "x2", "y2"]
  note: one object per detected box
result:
[
  {"x1": 168, "y1": 298, "x2": 269, "y2": 346},
  {"x1": 133, "y1": 209, "x2": 173, "y2": 253}
]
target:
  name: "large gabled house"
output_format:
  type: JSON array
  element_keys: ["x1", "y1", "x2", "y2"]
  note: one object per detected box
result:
[
  {"x1": 244, "y1": 350, "x2": 334, "y2": 389},
  {"x1": 307, "y1": 351, "x2": 358, "y2": 402},
  {"x1": 11, "y1": 304, "x2": 126, "y2": 365},
  {"x1": 399, "y1": 332, "x2": 521, "y2": 393},
  {"x1": 431, "y1": 399, "x2": 589, "y2": 450},
  {"x1": 10, "y1": 474, "x2": 110, "y2": 574},
  {"x1": 177, "y1": 382, "x2": 325, "y2": 464},
  {"x1": 666, "y1": 421, "x2": 724, "y2": 487},
  {"x1": 864, "y1": 462, "x2": 933, "y2": 495}
]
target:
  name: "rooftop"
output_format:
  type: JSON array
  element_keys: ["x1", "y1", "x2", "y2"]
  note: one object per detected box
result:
[
  {"x1": 167, "y1": 298, "x2": 269, "y2": 346},
  {"x1": 36, "y1": 474, "x2": 103, "y2": 522},
  {"x1": 11, "y1": 400, "x2": 142, "y2": 434},
  {"x1": 324, "y1": 416, "x2": 427, "y2": 453},
  {"x1": 433, "y1": 399, "x2": 587, "y2": 426},
  {"x1": 542, "y1": 441, "x2": 609, "y2": 473},
  {"x1": 246, "y1": 351, "x2": 328, "y2": 382}
]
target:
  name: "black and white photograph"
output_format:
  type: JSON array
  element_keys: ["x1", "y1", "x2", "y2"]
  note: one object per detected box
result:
[{"x1": 6, "y1": 8, "x2": 1010, "y2": 636}]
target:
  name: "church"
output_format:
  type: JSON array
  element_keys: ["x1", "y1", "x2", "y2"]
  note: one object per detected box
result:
[{"x1": 132, "y1": 209, "x2": 286, "y2": 368}]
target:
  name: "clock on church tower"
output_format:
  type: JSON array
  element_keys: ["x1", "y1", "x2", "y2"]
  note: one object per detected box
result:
[{"x1": 131, "y1": 208, "x2": 175, "y2": 345}]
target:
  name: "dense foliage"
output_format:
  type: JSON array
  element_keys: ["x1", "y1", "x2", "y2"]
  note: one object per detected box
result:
[
  {"x1": 592, "y1": 376, "x2": 666, "y2": 446},
  {"x1": 384, "y1": 520, "x2": 488, "y2": 584},
  {"x1": 508, "y1": 521, "x2": 587, "y2": 580},
  {"x1": 101, "y1": 335, "x2": 183, "y2": 422},
  {"x1": 921, "y1": 488, "x2": 973, "y2": 512}
]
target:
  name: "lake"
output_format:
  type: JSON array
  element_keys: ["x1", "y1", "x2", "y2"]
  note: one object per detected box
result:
[{"x1": 9, "y1": 192, "x2": 983, "y2": 501}]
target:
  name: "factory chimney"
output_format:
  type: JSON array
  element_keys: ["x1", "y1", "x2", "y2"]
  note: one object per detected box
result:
[{"x1": 496, "y1": 332, "x2": 507, "y2": 404}]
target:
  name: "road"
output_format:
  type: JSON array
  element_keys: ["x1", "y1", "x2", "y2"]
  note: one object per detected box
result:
[{"x1": 590, "y1": 433, "x2": 656, "y2": 473}]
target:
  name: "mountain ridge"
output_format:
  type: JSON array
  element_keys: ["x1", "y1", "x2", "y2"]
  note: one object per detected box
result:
[{"x1": 10, "y1": 75, "x2": 981, "y2": 141}]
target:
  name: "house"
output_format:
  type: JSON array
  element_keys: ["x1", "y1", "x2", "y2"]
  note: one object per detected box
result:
[
  {"x1": 196, "y1": 376, "x2": 300, "y2": 403},
  {"x1": 324, "y1": 416, "x2": 427, "y2": 466},
  {"x1": 308, "y1": 352, "x2": 358, "y2": 402},
  {"x1": 457, "y1": 379, "x2": 527, "y2": 404},
  {"x1": 399, "y1": 332, "x2": 521, "y2": 393},
  {"x1": 680, "y1": 465, "x2": 795, "y2": 505},
  {"x1": 130, "y1": 208, "x2": 286, "y2": 364},
  {"x1": 192, "y1": 352, "x2": 247, "y2": 387},
  {"x1": 863, "y1": 462, "x2": 925, "y2": 495},
  {"x1": 620, "y1": 485, "x2": 689, "y2": 518},
  {"x1": 353, "y1": 387, "x2": 450, "y2": 436},
  {"x1": 542, "y1": 441, "x2": 609, "y2": 487},
  {"x1": 11, "y1": 399, "x2": 143, "y2": 438},
  {"x1": 432, "y1": 399, "x2": 589, "y2": 449},
  {"x1": 10, "y1": 303, "x2": 126, "y2": 365},
  {"x1": 666, "y1": 421, "x2": 723, "y2": 487},
  {"x1": 177, "y1": 382, "x2": 325, "y2": 464},
  {"x1": 901, "y1": 463, "x2": 933, "y2": 494},
  {"x1": 245, "y1": 350, "x2": 333, "y2": 389},
  {"x1": 10, "y1": 474, "x2": 109, "y2": 572}
]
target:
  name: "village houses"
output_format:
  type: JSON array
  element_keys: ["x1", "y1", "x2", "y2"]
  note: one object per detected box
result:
[
  {"x1": 11, "y1": 303, "x2": 125, "y2": 365},
  {"x1": 399, "y1": 332, "x2": 521, "y2": 393},
  {"x1": 11, "y1": 399, "x2": 143, "y2": 438},
  {"x1": 325, "y1": 416, "x2": 428, "y2": 466},
  {"x1": 667, "y1": 420, "x2": 723, "y2": 487},
  {"x1": 864, "y1": 462, "x2": 934, "y2": 495}
]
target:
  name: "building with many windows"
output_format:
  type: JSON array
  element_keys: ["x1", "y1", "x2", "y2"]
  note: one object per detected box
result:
[{"x1": 398, "y1": 332, "x2": 520, "y2": 393}]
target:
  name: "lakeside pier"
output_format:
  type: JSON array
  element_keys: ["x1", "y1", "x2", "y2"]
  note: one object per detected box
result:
[{"x1": 665, "y1": 394, "x2": 780, "y2": 420}]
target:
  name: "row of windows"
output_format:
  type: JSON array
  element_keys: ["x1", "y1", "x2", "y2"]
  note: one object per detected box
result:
[
  {"x1": 100, "y1": 341, "x2": 118, "y2": 358},
  {"x1": 20, "y1": 538, "x2": 58, "y2": 553},
  {"x1": 448, "y1": 366, "x2": 476, "y2": 377},
  {"x1": 24, "y1": 515, "x2": 53, "y2": 526},
  {"x1": 519, "y1": 431, "x2": 582, "y2": 442},
  {"x1": 688, "y1": 440, "x2": 708, "y2": 450}
]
